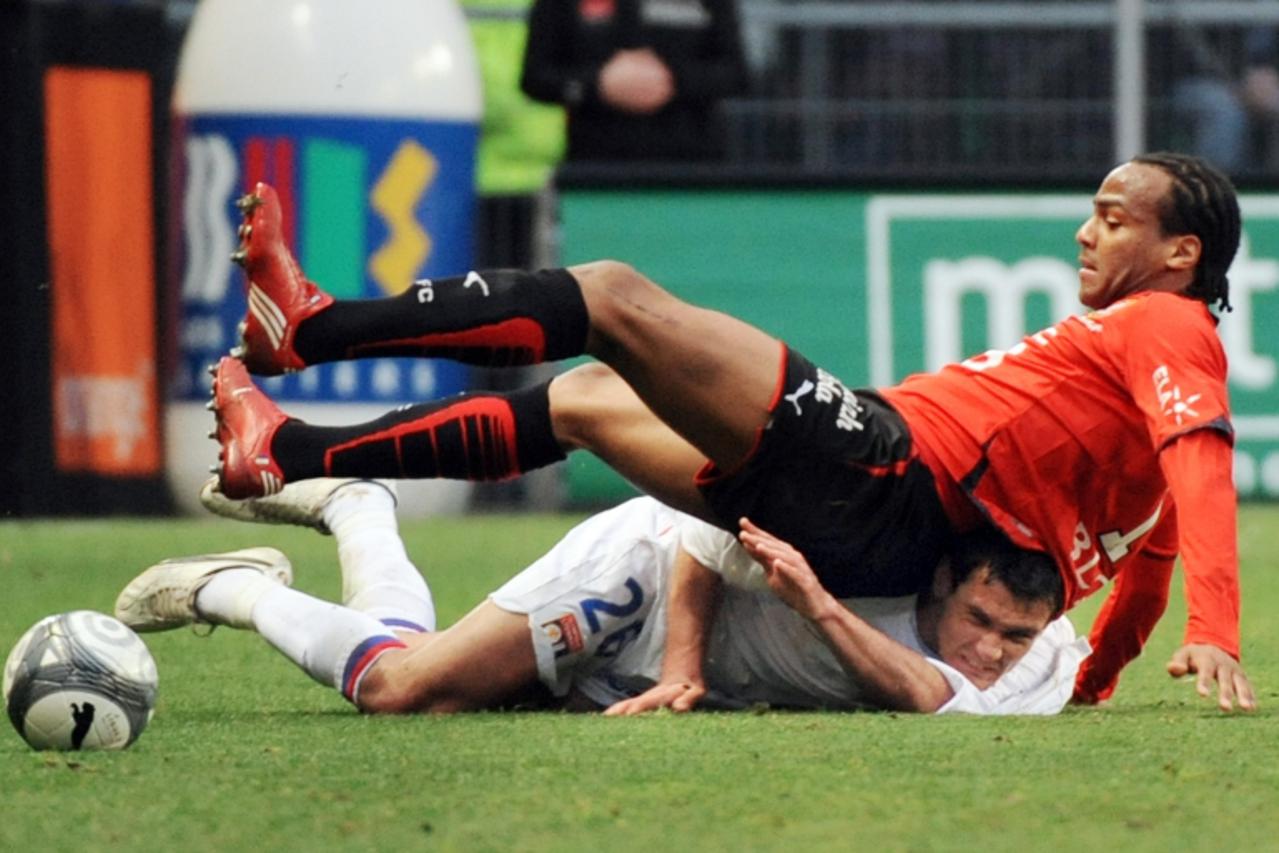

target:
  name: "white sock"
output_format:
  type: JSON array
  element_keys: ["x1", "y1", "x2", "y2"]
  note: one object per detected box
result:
[
  {"x1": 324, "y1": 483, "x2": 436, "y2": 633},
  {"x1": 197, "y1": 571, "x2": 402, "y2": 703},
  {"x1": 195, "y1": 569, "x2": 278, "y2": 630}
]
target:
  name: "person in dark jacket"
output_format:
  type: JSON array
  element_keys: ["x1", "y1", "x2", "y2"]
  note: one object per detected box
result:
[{"x1": 520, "y1": 0, "x2": 747, "y2": 162}]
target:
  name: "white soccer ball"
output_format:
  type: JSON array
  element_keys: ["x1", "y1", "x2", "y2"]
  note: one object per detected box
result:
[{"x1": 3, "y1": 611, "x2": 158, "y2": 751}]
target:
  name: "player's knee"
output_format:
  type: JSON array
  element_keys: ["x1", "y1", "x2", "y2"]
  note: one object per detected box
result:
[
  {"x1": 570, "y1": 260, "x2": 674, "y2": 349},
  {"x1": 571, "y1": 259, "x2": 646, "y2": 300},
  {"x1": 549, "y1": 363, "x2": 630, "y2": 451},
  {"x1": 354, "y1": 662, "x2": 474, "y2": 715},
  {"x1": 353, "y1": 665, "x2": 413, "y2": 714}
]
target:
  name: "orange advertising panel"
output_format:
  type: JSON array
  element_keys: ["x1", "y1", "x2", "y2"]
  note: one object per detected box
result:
[{"x1": 44, "y1": 67, "x2": 160, "y2": 476}]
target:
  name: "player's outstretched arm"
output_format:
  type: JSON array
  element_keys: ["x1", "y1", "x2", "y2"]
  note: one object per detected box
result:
[
  {"x1": 1158, "y1": 431, "x2": 1257, "y2": 712},
  {"x1": 604, "y1": 548, "x2": 720, "y2": 716},
  {"x1": 737, "y1": 518, "x2": 954, "y2": 712},
  {"x1": 1073, "y1": 547, "x2": 1173, "y2": 704},
  {"x1": 1167, "y1": 643, "x2": 1257, "y2": 712}
]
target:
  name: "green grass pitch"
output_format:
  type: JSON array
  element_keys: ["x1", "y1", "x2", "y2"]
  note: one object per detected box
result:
[{"x1": 1, "y1": 506, "x2": 1277, "y2": 852}]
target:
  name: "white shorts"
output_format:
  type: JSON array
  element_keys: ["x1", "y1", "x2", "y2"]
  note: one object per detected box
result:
[{"x1": 488, "y1": 498, "x2": 682, "y2": 706}]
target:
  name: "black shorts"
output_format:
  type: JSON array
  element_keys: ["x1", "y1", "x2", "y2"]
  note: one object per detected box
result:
[{"x1": 697, "y1": 347, "x2": 952, "y2": 597}]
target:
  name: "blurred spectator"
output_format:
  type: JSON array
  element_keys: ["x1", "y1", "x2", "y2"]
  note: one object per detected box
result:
[
  {"x1": 462, "y1": 0, "x2": 566, "y2": 194},
  {"x1": 520, "y1": 0, "x2": 748, "y2": 162},
  {"x1": 1165, "y1": 27, "x2": 1279, "y2": 175}
]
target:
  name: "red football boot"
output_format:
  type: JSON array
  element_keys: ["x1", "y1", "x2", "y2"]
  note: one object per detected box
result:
[
  {"x1": 230, "y1": 183, "x2": 334, "y2": 375},
  {"x1": 211, "y1": 356, "x2": 289, "y2": 499}
]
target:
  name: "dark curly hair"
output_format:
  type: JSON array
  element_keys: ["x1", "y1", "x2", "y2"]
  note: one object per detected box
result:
[
  {"x1": 947, "y1": 528, "x2": 1064, "y2": 617},
  {"x1": 1132, "y1": 152, "x2": 1242, "y2": 313}
]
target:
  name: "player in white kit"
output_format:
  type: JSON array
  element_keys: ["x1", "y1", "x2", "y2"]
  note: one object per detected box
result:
[{"x1": 115, "y1": 480, "x2": 1088, "y2": 715}]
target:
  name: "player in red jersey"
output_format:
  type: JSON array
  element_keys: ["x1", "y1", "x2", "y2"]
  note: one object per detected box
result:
[{"x1": 209, "y1": 152, "x2": 1253, "y2": 711}]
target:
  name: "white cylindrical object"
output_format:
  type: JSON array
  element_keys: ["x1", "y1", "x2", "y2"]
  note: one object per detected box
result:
[
  {"x1": 175, "y1": 1, "x2": 480, "y2": 118},
  {"x1": 167, "y1": 0, "x2": 482, "y2": 516}
]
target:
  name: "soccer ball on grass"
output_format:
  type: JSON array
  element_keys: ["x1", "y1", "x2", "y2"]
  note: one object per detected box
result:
[{"x1": 3, "y1": 611, "x2": 158, "y2": 750}]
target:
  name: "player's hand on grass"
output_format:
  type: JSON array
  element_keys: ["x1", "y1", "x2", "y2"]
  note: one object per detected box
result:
[
  {"x1": 738, "y1": 517, "x2": 830, "y2": 621},
  {"x1": 604, "y1": 679, "x2": 706, "y2": 716},
  {"x1": 1166, "y1": 643, "x2": 1257, "y2": 712}
]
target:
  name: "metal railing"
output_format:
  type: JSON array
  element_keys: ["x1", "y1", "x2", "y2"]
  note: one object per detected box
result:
[
  {"x1": 466, "y1": 0, "x2": 1279, "y2": 183},
  {"x1": 723, "y1": 0, "x2": 1279, "y2": 181}
]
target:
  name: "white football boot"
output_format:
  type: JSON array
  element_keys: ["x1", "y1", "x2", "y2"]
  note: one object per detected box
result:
[
  {"x1": 114, "y1": 546, "x2": 293, "y2": 633},
  {"x1": 199, "y1": 476, "x2": 397, "y2": 535}
]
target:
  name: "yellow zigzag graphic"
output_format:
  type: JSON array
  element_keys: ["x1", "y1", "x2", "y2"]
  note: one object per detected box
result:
[{"x1": 369, "y1": 140, "x2": 437, "y2": 296}]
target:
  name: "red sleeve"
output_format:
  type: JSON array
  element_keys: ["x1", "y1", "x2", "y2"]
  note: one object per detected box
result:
[
  {"x1": 1159, "y1": 429, "x2": 1241, "y2": 657},
  {"x1": 1072, "y1": 523, "x2": 1174, "y2": 703},
  {"x1": 1112, "y1": 295, "x2": 1231, "y2": 451}
]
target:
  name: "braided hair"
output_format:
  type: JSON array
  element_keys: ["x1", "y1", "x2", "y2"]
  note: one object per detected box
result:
[{"x1": 1132, "y1": 152, "x2": 1241, "y2": 313}]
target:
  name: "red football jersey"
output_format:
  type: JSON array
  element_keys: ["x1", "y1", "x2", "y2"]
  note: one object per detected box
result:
[{"x1": 882, "y1": 291, "x2": 1238, "y2": 653}]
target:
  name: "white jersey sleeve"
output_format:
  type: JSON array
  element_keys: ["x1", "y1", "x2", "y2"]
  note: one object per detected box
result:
[
  {"x1": 678, "y1": 516, "x2": 769, "y2": 591},
  {"x1": 931, "y1": 617, "x2": 1092, "y2": 715}
]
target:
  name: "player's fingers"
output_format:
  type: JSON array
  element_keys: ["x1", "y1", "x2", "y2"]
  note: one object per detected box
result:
[
  {"x1": 741, "y1": 534, "x2": 786, "y2": 562},
  {"x1": 743, "y1": 524, "x2": 791, "y2": 555},
  {"x1": 605, "y1": 694, "x2": 659, "y2": 716},
  {"x1": 658, "y1": 684, "x2": 696, "y2": 713},
  {"x1": 1235, "y1": 672, "x2": 1258, "y2": 711},
  {"x1": 741, "y1": 534, "x2": 778, "y2": 558},
  {"x1": 1214, "y1": 667, "x2": 1237, "y2": 711},
  {"x1": 1196, "y1": 664, "x2": 1215, "y2": 699},
  {"x1": 671, "y1": 687, "x2": 704, "y2": 713},
  {"x1": 1165, "y1": 649, "x2": 1191, "y2": 678},
  {"x1": 602, "y1": 699, "x2": 635, "y2": 716},
  {"x1": 737, "y1": 530, "x2": 775, "y2": 559},
  {"x1": 604, "y1": 685, "x2": 675, "y2": 716},
  {"x1": 752, "y1": 545, "x2": 794, "y2": 576},
  {"x1": 740, "y1": 518, "x2": 793, "y2": 550}
]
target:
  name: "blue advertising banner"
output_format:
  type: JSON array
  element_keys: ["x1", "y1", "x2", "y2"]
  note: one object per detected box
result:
[{"x1": 174, "y1": 113, "x2": 478, "y2": 404}]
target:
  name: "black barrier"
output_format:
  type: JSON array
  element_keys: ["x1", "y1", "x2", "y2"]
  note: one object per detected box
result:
[{"x1": 0, "y1": 1, "x2": 175, "y2": 516}]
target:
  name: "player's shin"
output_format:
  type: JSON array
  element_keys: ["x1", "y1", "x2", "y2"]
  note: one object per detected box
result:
[
  {"x1": 293, "y1": 268, "x2": 589, "y2": 367},
  {"x1": 271, "y1": 380, "x2": 565, "y2": 484},
  {"x1": 246, "y1": 583, "x2": 406, "y2": 705},
  {"x1": 325, "y1": 483, "x2": 436, "y2": 632}
]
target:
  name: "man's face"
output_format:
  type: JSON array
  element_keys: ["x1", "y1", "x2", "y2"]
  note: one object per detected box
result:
[
  {"x1": 932, "y1": 567, "x2": 1054, "y2": 690},
  {"x1": 1075, "y1": 161, "x2": 1193, "y2": 309}
]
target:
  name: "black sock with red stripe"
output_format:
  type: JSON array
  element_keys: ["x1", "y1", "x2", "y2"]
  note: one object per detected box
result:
[
  {"x1": 271, "y1": 381, "x2": 565, "y2": 482},
  {"x1": 293, "y1": 268, "x2": 588, "y2": 367}
]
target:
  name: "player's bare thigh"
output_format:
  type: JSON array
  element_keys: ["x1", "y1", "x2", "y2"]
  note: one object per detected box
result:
[
  {"x1": 550, "y1": 363, "x2": 713, "y2": 520},
  {"x1": 356, "y1": 601, "x2": 539, "y2": 714},
  {"x1": 568, "y1": 260, "x2": 783, "y2": 470}
]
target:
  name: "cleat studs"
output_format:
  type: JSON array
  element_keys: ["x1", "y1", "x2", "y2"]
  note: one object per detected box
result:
[
  {"x1": 235, "y1": 194, "x2": 263, "y2": 214},
  {"x1": 205, "y1": 399, "x2": 216, "y2": 411},
  {"x1": 230, "y1": 345, "x2": 246, "y2": 359},
  {"x1": 206, "y1": 362, "x2": 219, "y2": 376},
  {"x1": 237, "y1": 223, "x2": 252, "y2": 240},
  {"x1": 230, "y1": 248, "x2": 248, "y2": 267}
]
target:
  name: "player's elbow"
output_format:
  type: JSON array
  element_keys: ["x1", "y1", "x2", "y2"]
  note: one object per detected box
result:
[
  {"x1": 901, "y1": 686, "x2": 951, "y2": 714},
  {"x1": 885, "y1": 674, "x2": 954, "y2": 714},
  {"x1": 1134, "y1": 587, "x2": 1171, "y2": 616}
]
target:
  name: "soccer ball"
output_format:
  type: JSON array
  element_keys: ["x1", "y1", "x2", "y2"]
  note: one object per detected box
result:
[{"x1": 3, "y1": 611, "x2": 158, "y2": 751}]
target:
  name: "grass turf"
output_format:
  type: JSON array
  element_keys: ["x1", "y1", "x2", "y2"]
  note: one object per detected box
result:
[{"x1": 1, "y1": 506, "x2": 1277, "y2": 852}]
